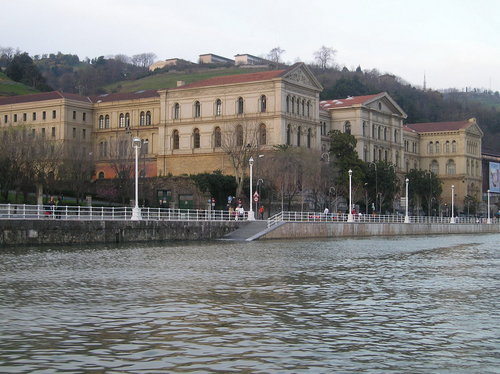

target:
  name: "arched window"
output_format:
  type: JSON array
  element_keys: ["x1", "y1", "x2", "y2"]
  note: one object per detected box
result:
[
  {"x1": 302, "y1": 100, "x2": 305, "y2": 115},
  {"x1": 428, "y1": 141, "x2": 434, "y2": 154},
  {"x1": 193, "y1": 128, "x2": 200, "y2": 148},
  {"x1": 99, "y1": 141, "x2": 107, "y2": 157},
  {"x1": 384, "y1": 127, "x2": 387, "y2": 140},
  {"x1": 384, "y1": 150, "x2": 388, "y2": 161},
  {"x1": 125, "y1": 113, "x2": 130, "y2": 128},
  {"x1": 467, "y1": 159, "x2": 470, "y2": 175},
  {"x1": 194, "y1": 101, "x2": 201, "y2": 118},
  {"x1": 140, "y1": 111, "x2": 145, "y2": 126},
  {"x1": 378, "y1": 126, "x2": 381, "y2": 139},
  {"x1": 105, "y1": 115, "x2": 110, "y2": 128},
  {"x1": 394, "y1": 129, "x2": 398, "y2": 142},
  {"x1": 260, "y1": 95, "x2": 267, "y2": 113},
  {"x1": 286, "y1": 124, "x2": 291, "y2": 145},
  {"x1": 307, "y1": 128, "x2": 312, "y2": 148},
  {"x1": 259, "y1": 123, "x2": 266, "y2": 145},
  {"x1": 435, "y1": 141, "x2": 440, "y2": 153},
  {"x1": 98, "y1": 171, "x2": 105, "y2": 179},
  {"x1": 378, "y1": 149, "x2": 382, "y2": 161},
  {"x1": 307, "y1": 101, "x2": 311, "y2": 117},
  {"x1": 119, "y1": 113, "x2": 125, "y2": 128},
  {"x1": 214, "y1": 127, "x2": 221, "y2": 147},
  {"x1": 447, "y1": 159, "x2": 456, "y2": 175},
  {"x1": 146, "y1": 111, "x2": 151, "y2": 125},
  {"x1": 344, "y1": 121, "x2": 351, "y2": 135},
  {"x1": 286, "y1": 96, "x2": 290, "y2": 113},
  {"x1": 430, "y1": 160, "x2": 439, "y2": 174},
  {"x1": 452, "y1": 140, "x2": 457, "y2": 153},
  {"x1": 215, "y1": 99, "x2": 222, "y2": 116},
  {"x1": 445, "y1": 141, "x2": 450, "y2": 153},
  {"x1": 174, "y1": 103, "x2": 180, "y2": 119},
  {"x1": 236, "y1": 124, "x2": 243, "y2": 146},
  {"x1": 98, "y1": 115, "x2": 104, "y2": 129},
  {"x1": 372, "y1": 125, "x2": 376, "y2": 138},
  {"x1": 362, "y1": 121, "x2": 366, "y2": 137},
  {"x1": 297, "y1": 126, "x2": 301, "y2": 146},
  {"x1": 142, "y1": 139, "x2": 149, "y2": 155},
  {"x1": 322, "y1": 122, "x2": 326, "y2": 136},
  {"x1": 173, "y1": 130, "x2": 179, "y2": 150},
  {"x1": 237, "y1": 97, "x2": 244, "y2": 114}
]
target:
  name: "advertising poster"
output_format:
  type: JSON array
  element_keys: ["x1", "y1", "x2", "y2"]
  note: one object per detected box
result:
[{"x1": 489, "y1": 162, "x2": 500, "y2": 193}]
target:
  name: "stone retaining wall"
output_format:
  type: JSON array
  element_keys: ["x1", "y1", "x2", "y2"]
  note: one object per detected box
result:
[
  {"x1": 262, "y1": 222, "x2": 500, "y2": 239},
  {"x1": 0, "y1": 220, "x2": 242, "y2": 246}
]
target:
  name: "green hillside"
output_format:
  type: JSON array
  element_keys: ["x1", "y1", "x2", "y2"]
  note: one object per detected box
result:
[
  {"x1": 0, "y1": 72, "x2": 39, "y2": 96},
  {"x1": 104, "y1": 67, "x2": 267, "y2": 93}
]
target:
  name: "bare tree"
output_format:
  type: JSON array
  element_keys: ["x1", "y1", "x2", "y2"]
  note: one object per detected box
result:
[
  {"x1": 108, "y1": 136, "x2": 135, "y2": 204},
  {"x1": 131, "y1": 52, "x2": 157, "y2": 69},
  {"x1": 314, "y1": 46, "x2": 336, "y2": 70},
  {"x1": 221, "y1": 121, "x2": 259, "y2": 198},
  {"x1": 267, "y1": 47, "x2": 285, "y2": 64},
  {"x1": 58, "y1": 144, "x2": 95, "y2": 204}
]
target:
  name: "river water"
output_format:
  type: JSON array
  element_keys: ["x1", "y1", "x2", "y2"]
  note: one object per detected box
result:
[{"x1": 0, "y1": 234, "x2": 499, "y2": 373}]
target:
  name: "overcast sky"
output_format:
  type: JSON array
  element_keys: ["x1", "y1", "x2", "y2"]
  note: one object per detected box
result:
[{"x1": 2, "y1": 0, "x2": 499, "y2": 91}]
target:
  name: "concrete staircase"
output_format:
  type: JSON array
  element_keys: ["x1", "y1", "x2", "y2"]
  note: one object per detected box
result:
[{"x1": 222, "y1": 220, "x2": 281, "y2": 241}]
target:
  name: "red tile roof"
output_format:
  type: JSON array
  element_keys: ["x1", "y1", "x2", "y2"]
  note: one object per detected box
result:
[
  {"x1": 405, "y1": 120, "x2": 473, "y2": 133},
  {"x1": 0, "y1": 91, "x2": 92, "y2": 105},
  {"x1": 320, "y1": 93, "x2": 382, "y2": 110},
  {"x1": 90, "y1": 89, "x2": 159, "y2": 103},
  {"x1": 175, "y1": 69, "x2": 288, "y2": 90}
]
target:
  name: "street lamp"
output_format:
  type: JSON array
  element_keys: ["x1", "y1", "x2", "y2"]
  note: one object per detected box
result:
[
  {"x1": 248, "y1": 157, "x2": 255, "y2": 221},
  {"x1": 347, "y1": 169, "x2": 354, "y2": 222},
  {"x1": 404, "y1": 178, "x2": 410, "y2": 223},
  {"x1": 131, "y1": 137, "x2": 142, "y2": 220},
  {"x1": 450, "y1": 184, "x2": 455, "y2": 224},
  {"x1": 487, "y1": 189, "x2": 492, "y2": 224},
  {"x1": 370, "y1": 162, "x2": 379, "y2": 214}
]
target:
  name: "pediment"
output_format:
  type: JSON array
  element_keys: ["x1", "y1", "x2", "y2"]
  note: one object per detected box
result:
[
  {"x1": 365, "y1": 93, "x2": 407, "y2": 118},
  {"x1": 283, "y1": 63, "x2": 323, "y2": 91},
  {"x1": 466, "y1": 122, "x2": 484, "y2": 137}
]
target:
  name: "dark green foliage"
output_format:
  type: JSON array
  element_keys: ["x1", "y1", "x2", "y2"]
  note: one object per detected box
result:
[
  {"x1": 405, "y1": 169, "x2": 443, "y2": 215},
  {"x1": 190, "y1": 170, "x2": 237, "y2": 209},
  {"x1": 5, "y1": 53, "x2": 51, "y2": 91}
]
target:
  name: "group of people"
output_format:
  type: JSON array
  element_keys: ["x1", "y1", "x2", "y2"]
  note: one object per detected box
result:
[
  {"x1": 46, "y1": 196, "x2": 63, "y2": 218},
  {"x1": 227, "y1": 202, "x2": 265, "y2": 220}
]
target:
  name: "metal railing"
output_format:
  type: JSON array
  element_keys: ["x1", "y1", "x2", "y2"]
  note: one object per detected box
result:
[
  {"x1": 0, "y1": 204, "x2": 248, "y2": 222},
  {"x1": 267, "y1": 210, "x2": 497, "y2": 228}
]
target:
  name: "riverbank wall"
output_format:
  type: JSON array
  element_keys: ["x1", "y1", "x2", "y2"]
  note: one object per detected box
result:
[
  {"x1": 0, "y1": 220, "x2": 242, "y2": 246},
  {"x1": 261, "y1": 222, "x2": 500, "y2": 239},
  {"x1": 1, "y1": 220, "x2": 499, "y2": 246}
]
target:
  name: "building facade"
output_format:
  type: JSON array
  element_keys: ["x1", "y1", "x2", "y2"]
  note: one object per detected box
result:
[{"x1": 0, "y1": 65, "x2": 489, "y2": 212}]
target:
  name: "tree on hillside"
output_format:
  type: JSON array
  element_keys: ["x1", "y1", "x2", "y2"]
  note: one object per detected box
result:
[
  {"x1": 5, "y1": 53, "x2": 51, "y2": 91},
  {"x1": 267, "y1": 47, "x2": 285, "y2": 64},
  {"x1": 314, "y1": 46, "x2": 336, "y2": 70},
  {"x1": 131, "y1": 53, "x2": 157, "y2": 69}
]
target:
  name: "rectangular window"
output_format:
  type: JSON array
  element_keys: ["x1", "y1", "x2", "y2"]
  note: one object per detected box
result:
[
  {"x1": 14, "y1": 114, "x2": 17, "y2": 122},
  {"x1": 52, "y1": 110, "x2": 56, "y2": 119},
  {"x1": 41, "y1": 128, "x2": 45, "y2": 138},
  {"x1": 3, "y1": 115, "x2": 7, "y2": 123},
  {"x1": 82, "y1": 129, "x2": 86, "y2": 139},
  {"x1": 23, "y1": 113, "x2": 27, "y2": 121},
  {"x1": 72, "y1": 111, "x2": 76, "y2": 120},
  {"x1": 72, "y1": 127, "x2": 76, "y2": 138},
  {"x1": 33, "y1": 112, "x2": 36, "y2": 121},
  {"x1": 42, "y1": 111, "x2": 46, "y2": 120},
  {"x1": 82, "y1": 112, "x2": 86, "y2": 121},
  {"x1": 31, "y1": 129, "x2": 35, "y2": 137},
  {"x1": 51, "y1": 127, "x2": 56, "y2": 137}
]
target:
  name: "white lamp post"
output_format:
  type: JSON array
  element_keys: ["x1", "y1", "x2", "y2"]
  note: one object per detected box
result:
[
  {"x1": 450, "y1": 184, "x2": 455, "y2": 224},
  {"x1": 131, "y1": 137, "x2": 142, "y2": 220},
  {"x1": 347, "y1": 169, "x2": 354, "y2": 222},
  {"x1": 404, "y1": 178, "x2": 410, "y2": 223},
  {"x1": 248, "y1": 157, "x2": 255, "y2": 221},
  {"x1": 487, "y1": 189, "x2": 492, "y2": 224}
]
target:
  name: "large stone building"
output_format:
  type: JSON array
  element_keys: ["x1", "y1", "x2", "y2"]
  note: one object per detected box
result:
[{"x1": 0, "y1": 64, "x2": 488, "y2": 211}]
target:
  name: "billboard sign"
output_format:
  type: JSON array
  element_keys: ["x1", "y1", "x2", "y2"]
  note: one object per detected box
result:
[{"x1": 489, "y1": 162, "x2": 500, "y2": 193}]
